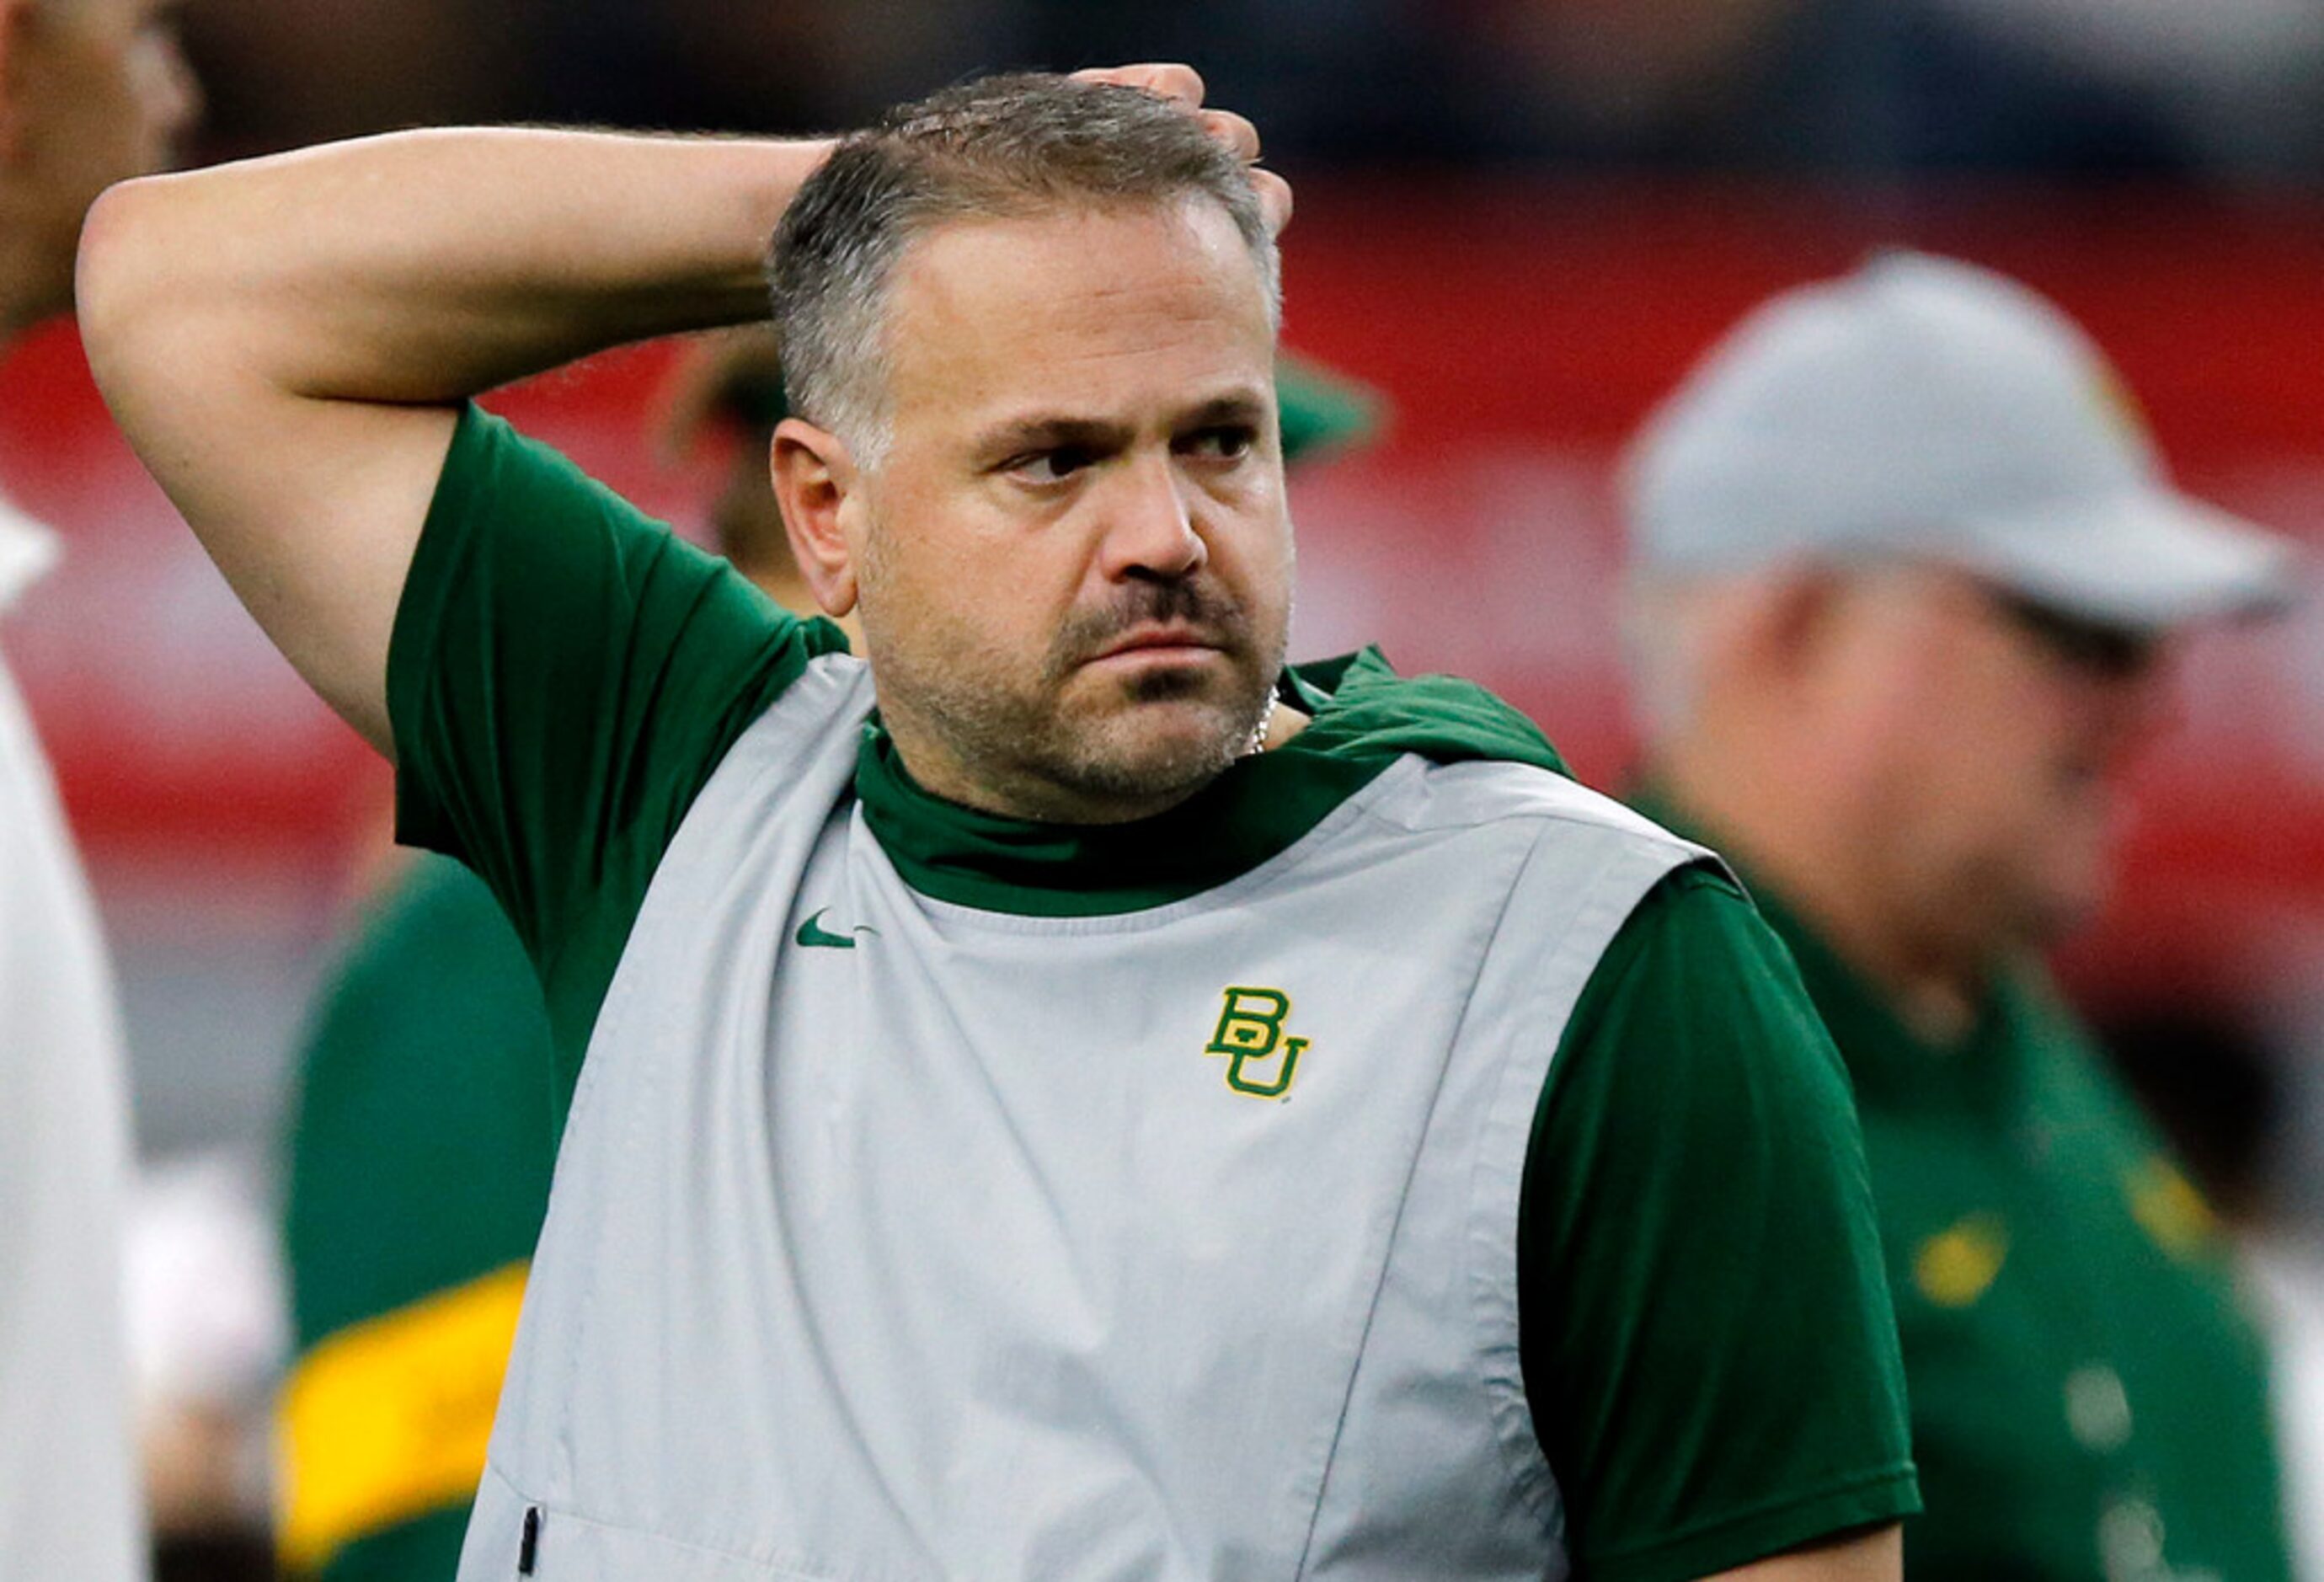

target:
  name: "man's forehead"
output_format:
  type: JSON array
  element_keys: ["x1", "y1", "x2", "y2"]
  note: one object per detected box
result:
[{"x1": 882, "y1": 201, "x2": 1277, "y2": 431}]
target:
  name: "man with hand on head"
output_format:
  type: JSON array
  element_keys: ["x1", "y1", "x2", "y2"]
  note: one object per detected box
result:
[
  {"x1": 83, "y1": 68, "x2": 1915, "y2": 1579},
  {"x1": 272, "y1": 334, "x2": 1381, "y2": 1582},
  {"x1": 1621, "y1": 251, "x2": 2297, "y2": 1579}
]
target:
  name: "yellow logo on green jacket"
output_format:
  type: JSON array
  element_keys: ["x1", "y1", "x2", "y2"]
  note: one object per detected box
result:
[{"x1": 1913, "y1": 1214, "x2": 2009, "y2": 1308}]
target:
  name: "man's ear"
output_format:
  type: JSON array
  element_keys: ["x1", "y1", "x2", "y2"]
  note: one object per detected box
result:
[{"x1": 770, "y1": 416, "x2": 862, "y2": 618}]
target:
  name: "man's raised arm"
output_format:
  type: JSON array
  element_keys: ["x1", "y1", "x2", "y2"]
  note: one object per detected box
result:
[
  {"x1": 75, "y1": 65, "x2": 1265, "y2": 756},
  {"x1": 74, "y1": 128, "x2": 828, "y2": 751}
]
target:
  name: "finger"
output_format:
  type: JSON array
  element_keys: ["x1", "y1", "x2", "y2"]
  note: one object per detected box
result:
[
  {"x1": 1250, "y1": 168, "x2": 1294, "y2": 238},
  {"x1": 1071, "y1": 62, "x2": 1205, "y2": 110},
  {"x1": 1198, "y1": 109, "x2": 1260, "y2": 165}
]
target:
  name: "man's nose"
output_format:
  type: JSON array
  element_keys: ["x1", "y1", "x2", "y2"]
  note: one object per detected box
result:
[{"x1": 1098, "y1": 450, "x2": 1206, "y2": 581}]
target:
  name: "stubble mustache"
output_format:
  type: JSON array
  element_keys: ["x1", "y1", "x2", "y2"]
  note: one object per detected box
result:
[{"x1": 1047, "y1": 577, "x2": 1251, "y2": 681}]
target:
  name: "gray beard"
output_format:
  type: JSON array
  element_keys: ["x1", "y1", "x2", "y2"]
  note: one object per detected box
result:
[{"x1": 887, "y1": 575, "x2": 1284, "y2": 823}]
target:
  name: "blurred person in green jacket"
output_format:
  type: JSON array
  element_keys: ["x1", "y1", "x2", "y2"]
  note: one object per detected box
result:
[
  {"x1": 1621, "y1": 250, "x2": 2298, "y2": 1579},
  {"x1": 272, "y1": 343, "x2": 1378, "y2": 1581}
]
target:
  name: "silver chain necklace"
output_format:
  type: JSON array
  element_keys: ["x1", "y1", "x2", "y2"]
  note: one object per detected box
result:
[{"x1": 1242, "y1": 692, "x2": 1280, "y2": 758}]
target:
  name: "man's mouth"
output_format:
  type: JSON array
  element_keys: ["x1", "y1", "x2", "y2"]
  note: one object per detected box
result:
[{"x1": 1087, "y1": 623, "x2": 1228, "y2": 664}]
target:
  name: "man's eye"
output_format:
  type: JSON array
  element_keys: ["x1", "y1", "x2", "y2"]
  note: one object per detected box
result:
[
  {"x1": 1990, "y1": 590, "x2": 2156, "y2": 679},
  {"x1": 1012, "y1": 446, "x2": 1093, "y2": 484},
  {"x1": 1181, "y1": 425, "x2": 1256, "y2": 462}
]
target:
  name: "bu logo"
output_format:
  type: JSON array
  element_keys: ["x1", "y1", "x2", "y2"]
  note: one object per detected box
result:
[{"x1": 1204, "y1": 986, "x2": 1310, "y2": 1098}]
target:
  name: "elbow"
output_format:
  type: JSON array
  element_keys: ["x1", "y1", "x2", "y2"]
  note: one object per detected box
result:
[{"x1": 76, "y1": 174, "x2": 179, "y2": 388}]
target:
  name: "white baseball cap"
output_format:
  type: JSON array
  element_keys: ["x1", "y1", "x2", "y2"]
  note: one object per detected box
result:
[{"x1": 1623, "y1": 251, "x2": 2298, "y2": 631}]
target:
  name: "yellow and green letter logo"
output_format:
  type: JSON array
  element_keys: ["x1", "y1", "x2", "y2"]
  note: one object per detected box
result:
[{"x1": 1205, "y1": 986, "x2": 1310, "y2": 1098}]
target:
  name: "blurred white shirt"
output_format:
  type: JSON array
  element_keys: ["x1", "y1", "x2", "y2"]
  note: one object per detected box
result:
[
  {"x1": 126, "y1": 1151, "x2": 286, "y2": 1530},
  {"x1": 0, "y1": 499, "x2": 147, "y2": 1582}
]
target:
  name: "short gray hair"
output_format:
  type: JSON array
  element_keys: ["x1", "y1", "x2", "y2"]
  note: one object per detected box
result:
[{"x1": 767, "y1": 72, "x2": 1282, "y2": 468}]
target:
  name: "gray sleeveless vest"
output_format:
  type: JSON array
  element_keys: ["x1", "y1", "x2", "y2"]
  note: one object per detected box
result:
[{"x1": 459, "y1": 654, "x2": 1706, "y2": 1580}]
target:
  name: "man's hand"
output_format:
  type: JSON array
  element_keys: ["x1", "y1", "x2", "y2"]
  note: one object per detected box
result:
[{"x1": 1073, "y1": 64, "x2": 1293, "y2": 237}]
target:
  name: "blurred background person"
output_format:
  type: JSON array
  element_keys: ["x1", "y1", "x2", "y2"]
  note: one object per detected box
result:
[
  {"x1": 1618, "y1": 250, "x2": 2298, "y2": 1578},
  {"x1": 2097, "y1": 999, "x2": 2324, "y2": 1579},
  {"x1": 0, "y1": 0, "x2": 197, "y2": 1578},
  {"x1": 270, "y1": 334, "x2": 1379, "y2": 1582}
]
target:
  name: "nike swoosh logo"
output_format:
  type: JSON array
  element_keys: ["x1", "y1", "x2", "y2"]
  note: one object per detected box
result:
[{"x1": 795, "y1": 908, "x2": 876, "y2": 949}]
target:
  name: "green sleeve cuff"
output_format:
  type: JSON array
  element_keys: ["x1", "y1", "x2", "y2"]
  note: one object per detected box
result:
[{"x1": 1586, "y1": 1467, "x2": 1920, "y2": 1582}]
